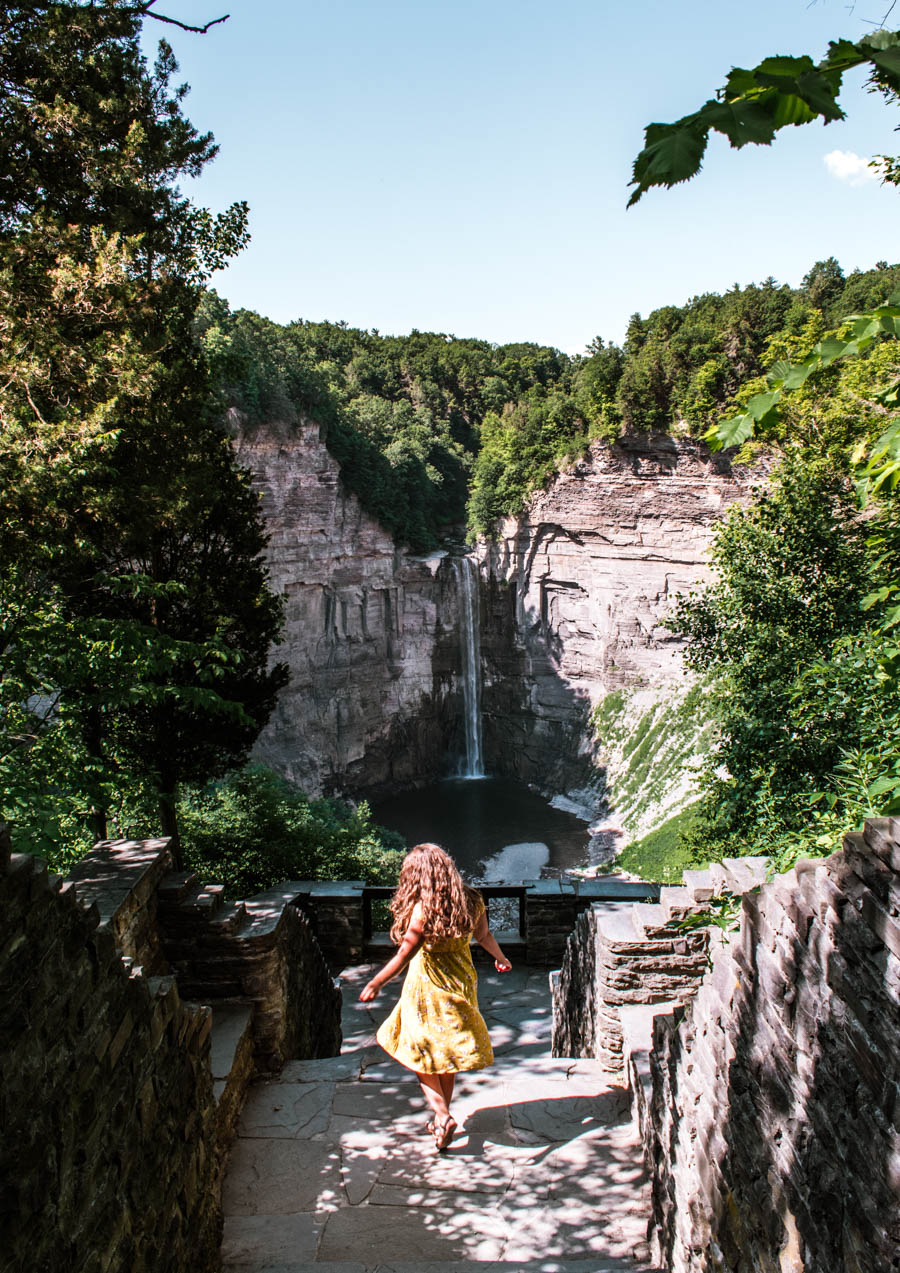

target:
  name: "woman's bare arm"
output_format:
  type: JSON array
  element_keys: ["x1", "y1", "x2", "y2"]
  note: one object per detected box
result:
[
  {"x1": 359, "y1": 907, "x2": 426, "y2": 1001},
  {"x1": 472, "y1": 910, "x2": 512, "y2": 972}
]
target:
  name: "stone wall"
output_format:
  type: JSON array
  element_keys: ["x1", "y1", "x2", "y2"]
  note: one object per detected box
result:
[
  {"x1": 235, "y1": 421, "x2": 469, "y2": 797},
  {"x1": 631, "y1": 820, "x2": 900, "y2": 1273},
  {"x1": 0, "y1": 832, "x2": 344, "y2": 1273},
  {"x1": 156, "y1": 871, "x2": 342, "y2": 1071},
  {"x1": 478, "y1": 434, "x2": 760, "y2": 792},
  {"x1": 0, "y1": 846, "x2": 221, "y2": 1273},
  {"x1": 551, "y1": 880, "x2": 718, "y2": 1069},
  {"x1": 287, "y1": 878, "x2": 660, "y2": 970}
]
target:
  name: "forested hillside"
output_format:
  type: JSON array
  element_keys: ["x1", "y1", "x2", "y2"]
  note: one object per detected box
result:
[{"x1": 202, "y1": 257, "x2": 900, "y2": 544}]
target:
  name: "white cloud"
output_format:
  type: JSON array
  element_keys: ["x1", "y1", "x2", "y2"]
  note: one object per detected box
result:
[{"x1": 823, "y1": 149, "x2": 883, "y2": 186}]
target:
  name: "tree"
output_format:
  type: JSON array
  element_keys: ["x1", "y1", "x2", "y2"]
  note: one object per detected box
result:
[
  {"x1": 627, "y1": 25, "x2": 900, "y2": 467},
  {"x1": 669, "y1": 460, "x2": 879, "y2": 859},
  {"x1": 631, "y1": 21, "x2": 900, "y2": 859},
  {"x1": 0, "y1": 2, "x2": 286, "y2": 864}
]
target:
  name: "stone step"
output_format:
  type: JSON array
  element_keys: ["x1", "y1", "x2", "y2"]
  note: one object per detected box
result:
[
  {"x1": 225, "y1": 1263, "x2": 662, "y2": 1273},
  {"x1": 721, "y1": 856, "x2": 769, "y2": 894},
  {"x1": 208, "y1": 900, "x2": 249, "y2": 935},
  {"x1": 863, "y1": 816, "x2": 900, "y2": 867},
  {"x1": 708, "y1": 863, "x2": 730, "y2": 895},
  {"x1": 222, "y1": 1261, "x2": 662, "y2": 1273},
  {"x1": 8, "y1": 852, "x2": 36, "y2": 880},
  {"x1": 161, "y1": 881, "x2": 227, "y2": 924},
  {"x1": 160, "y1": 904, "x2": 251, "y2": 958},
  {"x1": 210, "y1": 1002, "x2": 256, "y2": 1152},
  {"x1": 158, "y1": 869, "x2": 200, "y2": 903},
  {"x1": 596, "y1": 905, "x2": 645, "y2": 946},
  {"x1": 631, "y1": 902, "x2": 669, "y2": 936},
  {"x1": 658, "y1": 885, "x2": 694, "y2": 922},
  {"x1": 681, "y1": 868, "x2": 714, "y2": 902},
  {"x1": 166, "y1": 969, "x2": 246, "y2": 1001}
]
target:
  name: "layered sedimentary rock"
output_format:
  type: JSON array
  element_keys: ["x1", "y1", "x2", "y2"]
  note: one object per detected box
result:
[
  {"x1": 478, "y1": 434, "x2": 760, "y2": 791},
  {"x1": 235, "y1": 422, "x2": 466, "y2": 797},
  {"x1": 237, "y1": 424, "x2": 758, "y2": 801}
]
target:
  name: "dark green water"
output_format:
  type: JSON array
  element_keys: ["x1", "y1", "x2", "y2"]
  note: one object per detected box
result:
[{"x1": 371, "y1": 776, "x2": 590, "y2": 882}]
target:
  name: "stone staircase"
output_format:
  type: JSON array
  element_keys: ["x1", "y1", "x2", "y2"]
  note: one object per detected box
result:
[
  {"x1": 552, "y1": 856, "x2": 770, "y2": 1070},
  {"x1": 220, "y1": 962, "x2": 664, "y2": 1273},
  {"x1": 157, "y1": 870, "x2": 341, "y2": 1074}
]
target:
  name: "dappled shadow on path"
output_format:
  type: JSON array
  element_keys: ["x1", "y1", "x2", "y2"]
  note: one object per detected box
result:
[{"x1": 221, "y1": 961, "x2": 658, "y2": 1272}]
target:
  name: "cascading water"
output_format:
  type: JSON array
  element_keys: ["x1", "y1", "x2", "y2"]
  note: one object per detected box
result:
[{"x1": 455, "y1": 556, "x2": 485, "y2": 778}]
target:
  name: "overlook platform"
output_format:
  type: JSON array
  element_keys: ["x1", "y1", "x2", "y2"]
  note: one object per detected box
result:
[{"x1": 221, "y1": 960, "x2": 660, "y2": 1273}]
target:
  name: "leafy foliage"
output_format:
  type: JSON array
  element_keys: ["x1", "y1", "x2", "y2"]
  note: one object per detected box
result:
[
  {"x1": 205, "y1": 261, "x2": 900, "y2": 539},
  {"x1": 199, "y1": 296, "x2": 625, "y2": 544},
  {"x1": 177, "y1": 767, "x2": 406, "y2": 898},
  {"x1": 0, "y1": 3, "x2": 285, "y2": 863},
  {"x1": 628, "y1": 30, "x2": 900, "y2": 206},
  {"x1": 669, "y1": 460, "x2": 899, "y2": 864}
]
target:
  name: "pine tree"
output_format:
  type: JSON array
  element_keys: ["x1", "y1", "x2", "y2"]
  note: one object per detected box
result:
[{"x1": 0, "y1": 2, "x2": 287, "y2": 864}]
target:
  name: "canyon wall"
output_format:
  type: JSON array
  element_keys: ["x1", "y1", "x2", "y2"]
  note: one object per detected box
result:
[
  {"x1": 238, "y1": 424, "x2": 758, "y2": 804},
  {"x1": 478, "y1": 434, "x2": 760, "y2": 796},
  {"x1": 235, "y1": 421, "x2": 469, "y2": 797}
]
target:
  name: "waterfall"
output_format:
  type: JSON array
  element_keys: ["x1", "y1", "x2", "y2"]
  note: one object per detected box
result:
[{"x1": 455, "y1": 556, "x2": 485, "y2": 779}]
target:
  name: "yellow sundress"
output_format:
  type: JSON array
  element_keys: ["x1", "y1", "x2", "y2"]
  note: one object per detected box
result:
[{"x1": 375, "y1": 903, "x2": 494, "y2": 1074}]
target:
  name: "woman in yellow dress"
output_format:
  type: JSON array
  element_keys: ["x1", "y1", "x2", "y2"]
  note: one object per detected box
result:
[{"x1": 359, "y1": 842, "x2": 512, "y2": 1151}]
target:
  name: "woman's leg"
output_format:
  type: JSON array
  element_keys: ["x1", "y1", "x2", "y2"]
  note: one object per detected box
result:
[
  {"x1": 438, "y1": 1073, "x2": 455, "y2": 1109},
  {"x1": 416, "y1": 1072, "x2": 457, "y2": 1148},
  {"x1": 416, "y1": 1072, "x2": 449, "y2": 1124}
]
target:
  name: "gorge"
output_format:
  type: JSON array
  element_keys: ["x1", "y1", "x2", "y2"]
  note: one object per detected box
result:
[{"x1": 237, "y1": 420, "x2": 761, "y2": 855}]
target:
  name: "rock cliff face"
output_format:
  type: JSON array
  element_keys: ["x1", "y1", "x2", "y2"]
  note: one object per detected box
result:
[
  {"x1": 238, "y1": 425, "x2": 759, "y2": 804},
  {"x1": 477, "y1": 434, "x2": 760, "y2": 793},
  {"x1": 235, "y1": 422, "x2": 467, "y2": 797}
]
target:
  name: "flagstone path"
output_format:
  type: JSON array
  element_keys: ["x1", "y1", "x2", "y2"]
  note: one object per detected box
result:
[{"x1": 221, "y1": 960, "x2": 661, "y2": 1273}]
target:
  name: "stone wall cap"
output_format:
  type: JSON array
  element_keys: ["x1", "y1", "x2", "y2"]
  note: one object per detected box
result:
[
  {"x1": 66, "y1": 840, "x2": 171, "y2": 927},
  {"x1": 577, "y1": 880, "x2": 661, "y2": 900},
  {"x1": 306, "y1": 880, "x2": 365, "y2": 896}
]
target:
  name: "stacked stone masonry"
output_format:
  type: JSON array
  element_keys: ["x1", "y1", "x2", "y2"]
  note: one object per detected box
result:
[
  {"x1": 552, "y1": 819, "x2": 900, "y2": 1271},
  {"x1": 637, "y1": 820, "x2": 900, "y2": 1273},
  {"x1": 0, "y1": 832, "x2": 342, "y2": 1273},
  {"x1": 551, "y1": 859, "x2": 767, "y2": 1068},
  {"x1": 0, "y1": 844, "x2": 221, "y2": 1273},
  {"x1": 290, "y1": 876, "x2": 661, "y2": 971}
]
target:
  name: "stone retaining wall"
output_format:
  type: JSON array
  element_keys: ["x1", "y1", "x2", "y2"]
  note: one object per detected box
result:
[
  {"x1": 550, "y1": 867, "x2": 740, "y2": 1069},
  {"x1": 632, "y1": 819, "x2": 900, "y2": 1273},
  {"x1": 0, "y1": 846, "x2": 221, "y2": 1273},
  {"x1": 0, "y1": 832, "x2": 344, "y2": 1273}
]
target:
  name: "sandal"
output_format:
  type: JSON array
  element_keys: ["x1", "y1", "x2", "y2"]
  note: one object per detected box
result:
[{"x1": 432, "y1": 1115, "x2": 457, "y2": 1152}]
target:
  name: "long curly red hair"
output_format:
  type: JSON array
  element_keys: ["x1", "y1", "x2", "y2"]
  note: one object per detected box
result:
[{"x1": 389, "y1": 842, "x2": 482, "y2": 944}]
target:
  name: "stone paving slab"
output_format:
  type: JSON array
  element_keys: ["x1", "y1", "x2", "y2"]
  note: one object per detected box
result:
[{"x1": 222, "y1": 961, "x2": 661, "y2": 1273}]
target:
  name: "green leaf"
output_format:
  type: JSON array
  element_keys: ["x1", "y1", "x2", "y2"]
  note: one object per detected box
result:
[
  {"x1": 868, "y1": 776, "x2": 900, "y2": 797},
  {"x1": 861, "y1": 587, "x2": 894, "y2": 610},
  {"x1": 870, "y1": 47, "x2": 900, "y2": 78},
  {"x1": 628, "y1": 118, "x2": 709, "y2": 206},
  {"x1": 746, "y1": 389, "x2": 781, "y2": 421},
  {"x1": 708, "y1": 411, "x2": 756, "y2": 451}
]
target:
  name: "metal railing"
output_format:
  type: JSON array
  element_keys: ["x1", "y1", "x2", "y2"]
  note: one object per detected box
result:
[{"x1": 362, "y1": 884, "x2": 529, "y2": 942}]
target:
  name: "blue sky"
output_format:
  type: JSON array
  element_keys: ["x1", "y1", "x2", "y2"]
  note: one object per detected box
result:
[{"x1": 149, "y1": 1, "x2": 900, "y2": 351}]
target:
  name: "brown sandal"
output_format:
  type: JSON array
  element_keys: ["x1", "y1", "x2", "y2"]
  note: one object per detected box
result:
[{"x1": 433, "y1": 1116, "x2": 457, "y2": 1152}]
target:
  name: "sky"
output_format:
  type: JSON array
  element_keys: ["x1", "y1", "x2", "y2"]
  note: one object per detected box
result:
[{"x1": 147, "y1": 0, "x2": 900, "y2": 353}]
